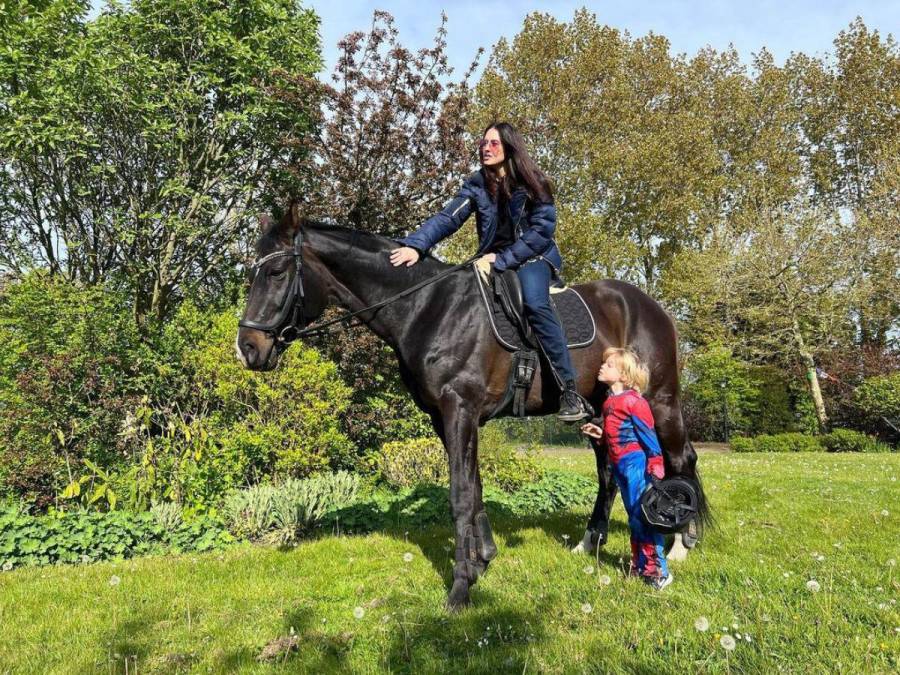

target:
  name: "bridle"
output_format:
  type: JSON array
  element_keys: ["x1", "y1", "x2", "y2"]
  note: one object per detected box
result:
[
  {"x1": 238, "y1": 228, "x2": 480, "y2": 349},
  {"x1": 238, "y1": 230, "x2": 308, "y2": 348}
]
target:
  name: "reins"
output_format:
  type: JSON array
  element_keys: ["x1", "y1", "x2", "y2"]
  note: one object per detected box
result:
[
  {"x1": 293, "y1": 253, "x2": 481, "y2": 340},
  {"x1": 238, "y1": 225, "x2": 481, "y2": 346}
]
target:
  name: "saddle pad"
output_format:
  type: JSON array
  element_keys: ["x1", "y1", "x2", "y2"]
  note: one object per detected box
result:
[{"x1": 472, "y1": 267, "x2": 596, "y2": 352}]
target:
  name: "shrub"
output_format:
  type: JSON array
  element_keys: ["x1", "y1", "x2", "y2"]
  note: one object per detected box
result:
[
  {"x1": 753, "y1": 433, "x2": 824, "y2": 453},
  {"x1": 0, "y1": 272, "x2": 153, "y2": 509},
  {"x1": 821, "y1": 429, "x2": 893, "y2": 453},
  {"x1": 730, "y1": 433, "x2": 824, "y2": 453},
  {"x1": 479, "y1": 423, "x2": 543, "y2": 492},
  {"x1": 731, "y1": 432, "x2": 824, "y2": 452},
  {"x1": 0, "y1": 503, "x2": 233, "y2": 571},
  {"x1": 730, "y1": 436, "x2": 756, "y2": 453},
  {"x1": 853, "y1": 373, "x2": 900, "y2": 440},
  {"x1": 681, "y1": 343, "x2": 762, "y2": 441},
  {"x1": 377, "y1": 437, "x2": 447, "y2": 488},
  {"x1": 501, "y1": 470, "x2": 595, "y2": 515}
]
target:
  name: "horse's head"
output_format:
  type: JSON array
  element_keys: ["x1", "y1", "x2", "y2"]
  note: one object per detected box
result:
[{"x1": 236, "y1": 202, "x2": 328, "y2": 370}]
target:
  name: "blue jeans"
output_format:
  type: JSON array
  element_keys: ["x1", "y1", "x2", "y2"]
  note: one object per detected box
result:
[{"x1": 516, "y1": 259, "x2": 576, "y2": 385}]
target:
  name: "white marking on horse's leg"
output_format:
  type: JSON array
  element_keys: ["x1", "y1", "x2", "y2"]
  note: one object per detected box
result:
[
  {"x1": 234, "y1": 332, "x2": 248, "y2": 368},
  {"x1": 667, "y1": 532, "x2": 689, "y2": 562}
]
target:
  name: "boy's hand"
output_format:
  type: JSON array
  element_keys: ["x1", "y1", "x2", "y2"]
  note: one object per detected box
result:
[{"x1": 580, "y1": 422, "x2": 603, "y2": 440}]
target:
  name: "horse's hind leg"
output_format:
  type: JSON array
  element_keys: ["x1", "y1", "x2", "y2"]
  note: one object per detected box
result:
[{"x1": 574, "y1": 438, "x2": 617, "y2": 552}]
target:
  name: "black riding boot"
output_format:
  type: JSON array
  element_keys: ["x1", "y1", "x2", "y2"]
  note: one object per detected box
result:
[{"x1": 558, "y1": 380, "x2": 589, "y2": 422}]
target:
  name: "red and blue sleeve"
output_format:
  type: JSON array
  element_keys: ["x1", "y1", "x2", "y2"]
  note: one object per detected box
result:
[{"x1": 630, "y1": 397, "x2": 665, "y2": 479}]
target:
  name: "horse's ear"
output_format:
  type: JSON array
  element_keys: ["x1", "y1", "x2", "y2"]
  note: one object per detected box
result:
[{"x1": 278, "y1": 199, "x2": 304, "y2": 239}]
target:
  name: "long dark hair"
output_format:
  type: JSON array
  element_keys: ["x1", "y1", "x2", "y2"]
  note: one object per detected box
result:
[{"x1": 480, "y1": 122, "x2": 554, "y2": 204}]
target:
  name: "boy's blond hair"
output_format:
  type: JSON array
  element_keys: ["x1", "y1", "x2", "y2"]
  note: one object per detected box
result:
[{"x1": 603, "y1": 346, "x2": 650, "y2": 393}]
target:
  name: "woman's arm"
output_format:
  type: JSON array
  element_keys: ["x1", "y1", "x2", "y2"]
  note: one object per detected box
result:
[
  {"x1": 630, "y1": 397, "x2": 665, "y2": 480},
  {"x1": 493, "y1": 198, "x2": 557, "y2": 272},
  {"x1": 394, "y1": 178, "x2": 476, "y2": 257}
]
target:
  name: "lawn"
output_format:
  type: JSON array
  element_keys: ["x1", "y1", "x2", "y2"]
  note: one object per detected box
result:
[{"x1": 1, "y1": 448, "x2": 898, "y2": 673}]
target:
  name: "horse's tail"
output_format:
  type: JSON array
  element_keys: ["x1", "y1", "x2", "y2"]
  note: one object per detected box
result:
[{"x1": 685, "y1": 437, "x2": 715, "y2": 531}]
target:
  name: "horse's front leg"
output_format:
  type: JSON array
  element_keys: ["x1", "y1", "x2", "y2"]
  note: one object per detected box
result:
[
  {"x1": 574, "y1": 436, "x2": 617, "y2": 553},
  {"x1": 436, "y1": 390, "x2": 496, "y2": 611}
]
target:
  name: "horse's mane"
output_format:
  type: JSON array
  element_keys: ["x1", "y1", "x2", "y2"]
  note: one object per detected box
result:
[{"x1": 303, "y1": 219, "x2": 457, "y2": 281}]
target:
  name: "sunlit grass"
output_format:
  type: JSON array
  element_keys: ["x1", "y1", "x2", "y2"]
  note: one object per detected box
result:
[{"x1": 1, "y1": 450, "x2": 898, "y2": 673}]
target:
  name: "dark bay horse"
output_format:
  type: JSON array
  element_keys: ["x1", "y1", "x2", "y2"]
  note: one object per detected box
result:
[{"x1": 236, "y1": 204, "x2": 708, "y2": 610}]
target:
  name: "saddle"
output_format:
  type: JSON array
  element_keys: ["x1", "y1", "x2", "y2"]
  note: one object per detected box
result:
[{"x1": 473, "y1": 265, "x2": 596, "y2": 419}]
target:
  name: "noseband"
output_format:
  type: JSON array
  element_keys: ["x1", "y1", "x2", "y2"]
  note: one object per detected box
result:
[{"x1": 238, "y1": 230, "x2": 307, "y2": 347}]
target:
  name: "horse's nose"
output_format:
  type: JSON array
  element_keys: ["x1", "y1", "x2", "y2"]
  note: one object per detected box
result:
[{"x1": 242, "y1": 341, "x2": 258, "y2": 367}]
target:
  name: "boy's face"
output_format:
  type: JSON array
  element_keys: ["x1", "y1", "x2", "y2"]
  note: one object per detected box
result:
[{"x1": 597, "y1": 355, "x2": 623, "y2": 386}]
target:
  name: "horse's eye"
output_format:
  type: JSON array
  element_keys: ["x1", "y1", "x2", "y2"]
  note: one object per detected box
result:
[{"x1": 269, "y1": 269, "x2": 288, "y2": 279}]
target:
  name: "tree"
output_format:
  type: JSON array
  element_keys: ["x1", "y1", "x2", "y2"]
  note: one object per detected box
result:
[
  {"x1": 271, "y1": 9, "x2": 482, "y2": 238},
  {"x1": 0, "y1": 0, "x2": 322, "y2": 324}
]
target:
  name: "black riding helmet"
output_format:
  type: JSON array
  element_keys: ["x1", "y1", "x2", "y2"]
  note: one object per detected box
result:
[{"x1": 640, "y1": 477, "x2": 700, "y2": 534}]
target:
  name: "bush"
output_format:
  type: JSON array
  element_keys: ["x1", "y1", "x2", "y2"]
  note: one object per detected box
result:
[
  {"x1": 116, "y1": 302, "x2": 355, "y2": 514},
  {"x1": 376, "y1": 427, "x2": 544, "y2": 493},
  {"x1": 222, "y1": 472, "x2": 361, "y2": 542},
  {"x1": 377, "y1": 437, "x2": 447, "y2": 488},
  {"x1": 730, "y1": 433, "x2": 824, "y2": 453},
  {"x1": 730, "y1": 437, "x2": 756, "y2": 453},
  {"x1": 681, "y1": 343, "x2": 762, "y2": 441},
  {"x1": 0, "y1": 272, "x2": 153, "y2": 509},
  {"x1": 479, "y1": 423, "x2": 543, "y2": 492},
  {"x1": 853, "y1": 373, "x2": 900, "y2": 440},
  {"x1": 821, "y1": 429, "x2": 893, "y2": 453},
  {"x1": 0, "y1": 503, "x2": 233, "y2": 571}
]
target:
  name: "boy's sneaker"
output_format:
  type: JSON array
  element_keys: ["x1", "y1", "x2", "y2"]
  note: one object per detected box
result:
[{"x1": 643, "y1": 572, "x2": 673, "y2": 590}]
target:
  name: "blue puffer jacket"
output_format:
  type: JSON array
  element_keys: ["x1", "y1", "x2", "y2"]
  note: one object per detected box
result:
[{"x1": 395, "y1": 168, "x2": 562, "y2": 273}]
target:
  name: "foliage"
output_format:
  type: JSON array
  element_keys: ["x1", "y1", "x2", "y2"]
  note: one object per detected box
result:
[
  {"x1": 0, "y1": 0, "x2": 322, "y2": 322},
  {"x1": 820, "y1": 429, "x2": 893, "y2": 454},
  {"x1": 681, "y1": 343, "x2": 761, "y2": 441},
  {"x1": 730, "y1": 433, "x2": 824, "y2": 453},
  {"x1": 478, "y1": 423, "x2": 544, "y2": 492},
  {"x1": 852, "y1": 372, "x2": 900, "y2": 439},
  {"x1": 271, "y1": 9, "x2": 481, "y2": 239},
  {"x1": 222, "y1": 472, "x2": 361, "y2": 542},
  {"x1": 375, "y1": 426, "x2": 543, "y2": 493},
  {"x1": 0, "y1": 502, "x2": 232, "y2": 570},
  {"x1": 376, "y1": 437, "x2": 447, "y2": 489},
  {"x1": 118, "y1": 302, "x2": 355, "y2": 513},
  {"x1": 0, "y1": 271, "x2": 152, "y2": 509}
]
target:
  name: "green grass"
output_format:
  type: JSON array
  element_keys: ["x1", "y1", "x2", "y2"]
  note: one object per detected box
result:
[{"x1": 2, "y1": 450, "x2": 899, "y2": 673}]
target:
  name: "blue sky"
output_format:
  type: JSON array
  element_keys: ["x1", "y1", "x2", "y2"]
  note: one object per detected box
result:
[{"x1": 306, "y1": 1, "x2": 899, "y2": 80}]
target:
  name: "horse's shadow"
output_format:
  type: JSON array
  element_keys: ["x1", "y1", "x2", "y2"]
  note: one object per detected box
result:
[{"x1": 313, "y1": 484, "x2": 631, "y2": 595}]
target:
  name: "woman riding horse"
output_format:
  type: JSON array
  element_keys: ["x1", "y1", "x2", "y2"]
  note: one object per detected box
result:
[{"x1": 390, "y1": 122, "x2": 590, "y2": 421}]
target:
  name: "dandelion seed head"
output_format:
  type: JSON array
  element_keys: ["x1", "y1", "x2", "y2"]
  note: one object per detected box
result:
[
  {"x1": 720, "y1": 635, "x2": 736, "y2": 651},
  {"x1": 583, "y1": 565, "x2": 594, "y2": 575},
  {"x1": 353, "y1": 606, "x2": 365, "y2": 619},
  {"x1": 881, "y1": 509, "x2": 889, "y2": 517},
  {"x1": 581, "y1": 602, "x2": 593, "y2": 614},
  {"x1": 599, "y1": 574, "x2": 612, "y2": 586},
  {"x1": 1, "y1": 561, "x2": 12, "y2": 572},
  {"x1": 402, "y1": 552, "x2": 413, "y2": 563},
  {"x1": 806, "y1": 579, "x2": 821, "y2": 593},
  {"x1": 109, "y1": 575, "x2": 121, "y2": 587},
  {"x1": 694, "y1": 616, "x2": 710, "y2": 632}
]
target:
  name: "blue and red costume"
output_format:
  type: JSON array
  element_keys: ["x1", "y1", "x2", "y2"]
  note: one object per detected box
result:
[{"x1": 602, "y1": 389, "x2": 668, "y2": 579}]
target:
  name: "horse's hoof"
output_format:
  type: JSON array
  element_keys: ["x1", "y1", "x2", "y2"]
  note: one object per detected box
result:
[
  {"x1": 682, "y1": 519, "x2": 701, "y2": 548},
  {"x1": 446, "y1": 580, "x2": 471, "y2": 612},
  {"x1": 666, "y1": 533, "x2": 690, "y2": 562}
]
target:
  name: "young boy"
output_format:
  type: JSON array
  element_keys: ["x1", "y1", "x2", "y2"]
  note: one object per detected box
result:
[{"x1": 578, "y1": 346, "x2": 672, "y2": 590}]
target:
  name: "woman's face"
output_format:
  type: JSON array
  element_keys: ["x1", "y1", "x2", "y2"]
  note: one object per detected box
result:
[{"x1": 479, "y1": 127, "x2": 505, "y2": 168}]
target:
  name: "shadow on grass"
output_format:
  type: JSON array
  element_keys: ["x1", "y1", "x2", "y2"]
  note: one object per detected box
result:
[{"x1": 306, "y1": 484, "x2": 630, "y2": 595}]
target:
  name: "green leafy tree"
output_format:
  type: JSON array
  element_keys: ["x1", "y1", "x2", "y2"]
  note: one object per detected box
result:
[{"x1": 0, "y1": 0, "x2": 322, "y2": 323}]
